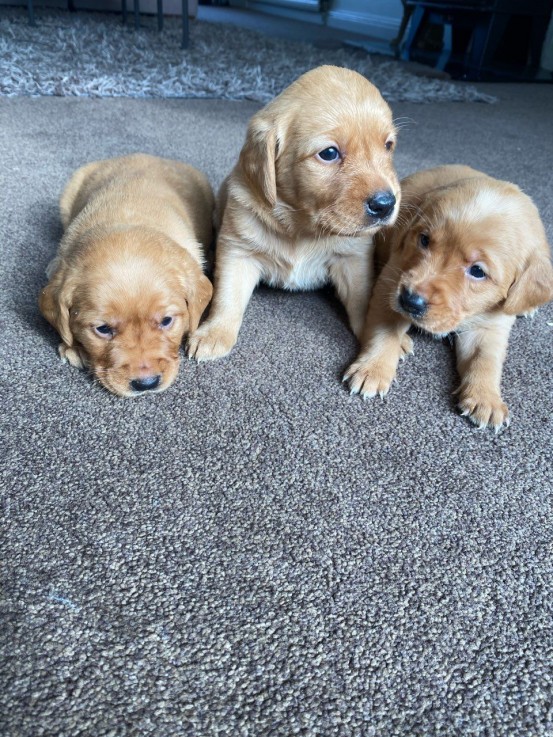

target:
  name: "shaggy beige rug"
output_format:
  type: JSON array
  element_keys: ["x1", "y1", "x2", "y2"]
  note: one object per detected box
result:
[{"x1": 0, "y1": 7, "x2": 497, "y2": 102}]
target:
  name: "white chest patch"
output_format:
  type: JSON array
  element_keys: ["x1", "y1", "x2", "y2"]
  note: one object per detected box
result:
[
  {"x1": 264, "y1": 250, "x2": 330, "y2": 291},
  {"x1": 257, "y1": 235, "x2": 367, "y2": 291}
]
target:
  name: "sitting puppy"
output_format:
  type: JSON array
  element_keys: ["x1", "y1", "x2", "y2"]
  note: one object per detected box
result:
[
  {"x1": 188, "y1": 64, "x2": 400, "y2": 360},
  {"x1": 345, "y1": 165, "x2": 553, "y2": 430},
  {"x1": 39, "y1": 153, "x2": 214, "y2": 397}
]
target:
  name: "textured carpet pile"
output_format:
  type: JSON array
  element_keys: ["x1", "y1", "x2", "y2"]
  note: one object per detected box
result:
[{"x1": 0, "y1": 7, "x2": 498, "y2": 102}]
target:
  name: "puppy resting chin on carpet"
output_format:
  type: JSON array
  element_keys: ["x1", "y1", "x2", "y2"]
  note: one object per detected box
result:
[
  {"x1": 345, "y1": 165, "x2": 553, "y2": 430},
  {"x1": 39, "y1": 154, "x2": 214, "y2": 397},
  {"x1": 188, "y1": 64, "x2": 400, "y2": 361}
]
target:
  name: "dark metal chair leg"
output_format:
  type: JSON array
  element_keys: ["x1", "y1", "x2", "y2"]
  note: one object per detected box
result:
[
  {"x1": 122, "y1": 0, "x2": 127, "y2": 25},
  {"x1": 529, "y1": 16, "x2": 549, "y2": 69},
  {"x1": 436, "y1": 19, "x2": 452, "y2": 70},
  {"x1": 468, "y1": 13, "x2": 509, "y2": 80},
  {"x1": 400, "y1": 4, "x2": 425, "y2": 61},
  {"x1": 28, "y1": 0, "x2": 35, "y2": 26},
  {"x1": 157, "y1": 0, "x2": 163, "y2": 31},
  {"x1": 134, "y1": 0, "x2": 140, "y2": 29},
  {"x1": 181, "y1": 0, "x2": 189, "y2": 49}
]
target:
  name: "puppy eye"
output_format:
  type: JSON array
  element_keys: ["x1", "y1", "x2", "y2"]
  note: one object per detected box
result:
[
  {"x1": 160, "y1": 316, "x2": 174, "y2": 328},
  {"x1": 419, "y1": 233, "x2": 430, "y2": 248},
  {"x1": 95, "y1": 324, "x2": 113, "y2": 338},
  {"x1": 467, "y1": 264, "x2": 487, "y2": 280},
  {"x1": 316, "y1": 147, "x2": 341, "y2": 163},
  {"x1": 385, "y1": 140, "x2": 394, "y2": 151}
]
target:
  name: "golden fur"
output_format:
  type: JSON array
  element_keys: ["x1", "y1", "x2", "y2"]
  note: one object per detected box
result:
[
  {"x1": 187, "y1": 65, "x2": 400, "y2": 360},
  {"x1": 39, "y1": 153, "x2": 214, "y2": 396},
  {"x1": 345, "y1": 165, "x2": 553, "y2": 430}
]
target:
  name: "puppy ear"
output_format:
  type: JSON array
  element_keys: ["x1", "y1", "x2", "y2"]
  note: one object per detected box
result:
[
  {"x1": 38, "y1": 263, "x2": 76, "y2": 347},
  {"x1": 174, "y1": 250, "x2": 213, "y2": 333},
  {"x1": 239, "y1": 115, "x2": 278, "y2": 208},
  {"x1": 503, "y1": 251, "x2": 553, "y2": 315},
  {"x1": 186, "y1": 272, "x2": 213, "y2": 333}
]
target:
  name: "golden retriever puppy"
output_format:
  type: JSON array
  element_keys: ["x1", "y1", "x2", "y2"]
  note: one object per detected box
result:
[
  {"x1": 39, "y1": 153, "x2": 214, "y2": 396},
  {"x1": 187, "y1": 65, "x2": 400, "y2": 360},
  {"x1": 345, "y1": 165, "x2": 553, "y2": 430}
]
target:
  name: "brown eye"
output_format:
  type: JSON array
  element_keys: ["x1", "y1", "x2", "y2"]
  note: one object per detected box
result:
[
  {"x1": 467, "y1": 264, "x2": 486, "y2": 280},
  {"x1": 385, "y1": 140, "x2": 394, "y2": 151},
  {"x1": 94, "y1": 324, "x2": 113, "y2": 338},
  {"x1": 419, "y1": 233, "x2": 430, "y2": 248},
  {"x1": 316, "y1": 147, "x2": 341, "y2": 163}
]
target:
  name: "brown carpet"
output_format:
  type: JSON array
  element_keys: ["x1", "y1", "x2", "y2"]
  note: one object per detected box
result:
[{"x1": 1, "y1": 84, "x2": 552, "y2": 736}]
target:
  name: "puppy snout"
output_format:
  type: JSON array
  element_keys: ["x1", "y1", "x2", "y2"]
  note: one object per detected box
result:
[
  {"x1": 398, "y1": 287, "x2": 428, "y2": 318},
  {"x1": 130, "y1": 375, "x2": 161, "y2": 392},
  {"x1": 365, "y1": 191, "x2": 396, "y2": 220}
]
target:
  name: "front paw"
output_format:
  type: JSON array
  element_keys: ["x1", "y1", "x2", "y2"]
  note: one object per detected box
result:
[
  {"x1": 187, "y1": 323, "x2": 237, "y2": 361},
  {"x1": 457, "y1": 390, "x2": 509, "y2": 431},
  {"x1": 399, "y1": 333, "x2": 414, "y2": 359},
  {"x1": 58, "y1": 344, "x2": 85, "y2": 369},
  {"x1": 344, "y1": 358, "x2": 398, "y2": 399}
]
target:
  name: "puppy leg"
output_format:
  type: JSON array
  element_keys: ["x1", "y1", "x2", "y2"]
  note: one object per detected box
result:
[
  {"x1": 187, "y1": 247, "x2": 261, "y2": 361},
  {"x1": 344, "y1": 264, "x2": 412, "y2": 398},
  {"x1": 329, "y1": 251, "x2": 373, "y2": 341},
  {"x1": 455, "y1": 314, "x2": 515, "y2": 431},
  {"x1": 58, "y1": 343, "x2": 86, "y2": 369}
]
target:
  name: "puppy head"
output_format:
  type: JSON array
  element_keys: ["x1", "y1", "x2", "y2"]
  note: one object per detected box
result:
[
  {"x1": 388, "y1": 176, "x2": 553, "y2": 335},
  {"x1": 239, "y1": 65, "x2": 400, "y2": 236},
  {"x1": 39, "y1": 228, "x2": 212, "y2": 397}
]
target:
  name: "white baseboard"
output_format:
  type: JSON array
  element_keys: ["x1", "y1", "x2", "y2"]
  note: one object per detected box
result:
[
  {"x1": 0, "y1": 0, "x2": 197, "y2": 16},
  {"x1": 243, "y1": 1, "x2": 325, "y2": 25},
  {"x1": 240, "y1": 1, "x2": 400, "y2": 41},
  {"x1": 327, "y1": 8, "x2": 400, "y2": 41}
]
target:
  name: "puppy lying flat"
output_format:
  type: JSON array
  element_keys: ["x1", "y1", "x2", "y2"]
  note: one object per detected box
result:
[
  {"x1": 345, "y1": 165, "x2": 553, "y2": 430},
  {"x1": 188, "y1": 64, "x2": 400, "y2": 361},
  {"x1": 39, "y1": 153, "x2": 214, "y2": 397}
]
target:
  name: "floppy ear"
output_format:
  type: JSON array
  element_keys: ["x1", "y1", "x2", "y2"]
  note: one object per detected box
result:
[
  {"x1": 175, "y1": 249, "x2": 213, "y2": 333},
  {"x1": 503, "y1": 251, "x2": 553, "y2": 315},
  {"x1": 38, "y1": 263, "x2": 76, "y2": 347},
  {"x1": 238, "y1": 114, "x2": 278, "y2": 208},
  {"x1": 185, "y1": 272, "x2": 213, "y2": 333}
]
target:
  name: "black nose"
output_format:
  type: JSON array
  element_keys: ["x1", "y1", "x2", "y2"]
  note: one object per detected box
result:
[
  {"x1": 130, "y1": 375, "x2": 161, "y2": 392},
  {"x1": 366, "y1": 191, "x2": 396, "y2": 219},
  {"x1": 399, "y1": 288, "x2": 428, "y2": 318}
]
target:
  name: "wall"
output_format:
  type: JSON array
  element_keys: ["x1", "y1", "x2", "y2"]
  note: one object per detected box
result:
[
  {"x1": 2, "y1": 0, "x2": 401, "y2": 37},
  {"x1": 237, "y1": 0, "x2": 403, "y2": 40},
  {"x1": 1, "y1": 0, "x2": 197, "y2": 16}
]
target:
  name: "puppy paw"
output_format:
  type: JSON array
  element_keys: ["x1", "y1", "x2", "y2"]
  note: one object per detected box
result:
[
  {"x1": 399, "y1": 333, "x2": 414, "y2": 359},
  {"x1": 458, "y1": 391, "x2": 509, "y2": 432},
  {"x1": 58, "y1": 344, "x2": 85, "y2": 369},
  {"x1": 344, "y1": 358, "x2": 397, "y2": 399},
  {"x1": 187, "y1": 324, "x2": 237, "y2": 361}
]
